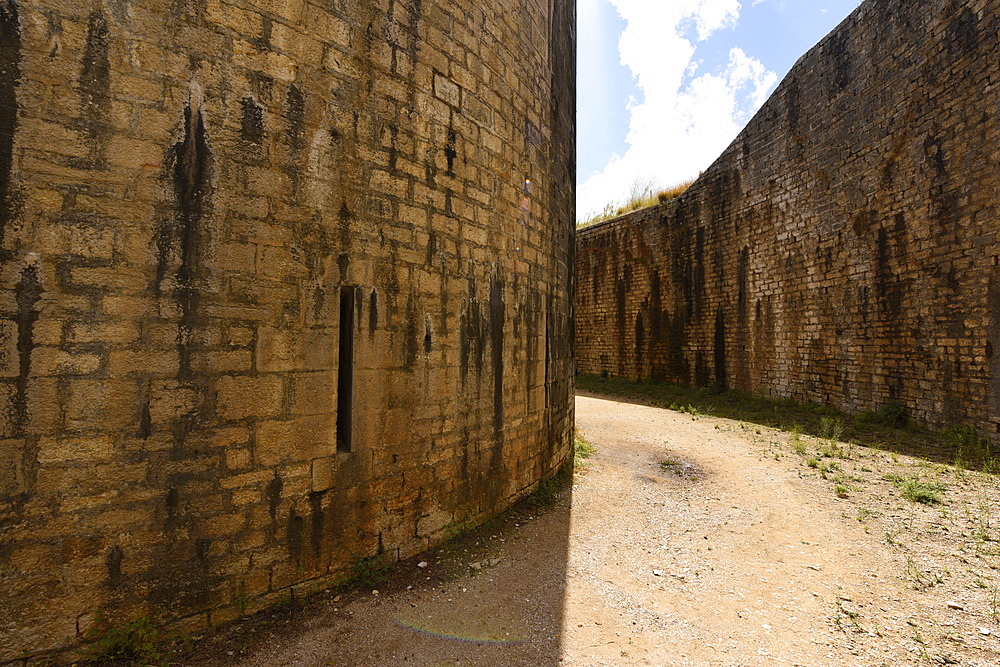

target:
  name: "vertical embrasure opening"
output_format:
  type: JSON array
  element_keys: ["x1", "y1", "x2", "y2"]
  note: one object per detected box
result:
[{"x1": 337, "y1": 286, "x2": 357, "y2": 454}]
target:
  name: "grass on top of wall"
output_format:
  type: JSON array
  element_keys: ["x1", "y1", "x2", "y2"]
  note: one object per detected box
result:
[
  {"x1": 578, "y1": 180, "x2": 694, "y2": 228},
  {"x1": 575, "y1": 374, "x2": 991, "y2": 469}
]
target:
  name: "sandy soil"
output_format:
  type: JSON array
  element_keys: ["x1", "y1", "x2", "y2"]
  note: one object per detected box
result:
[{"x1": 183, "y1": 393, "x2": 1000, "y2": 666}]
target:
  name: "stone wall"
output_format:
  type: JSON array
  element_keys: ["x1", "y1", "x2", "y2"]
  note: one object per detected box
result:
[
  {"x1": 0, "y1": 0, "x2": 575, "y2": 659},
  {"x1": 577, "y1": 0, "x2": 999, "y2": 432}
]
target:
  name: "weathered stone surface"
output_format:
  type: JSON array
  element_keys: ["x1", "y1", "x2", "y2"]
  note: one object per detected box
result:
[
  {"x1": 0, "y1": 0, "x2": 576, "y2": 660},
  {"x1": 576, "y1": 0, "x2": 998, "y2": 434}
]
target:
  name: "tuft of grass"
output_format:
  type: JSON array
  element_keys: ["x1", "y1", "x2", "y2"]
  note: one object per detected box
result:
[
  {"x1": 834, "y1": 484, "x2": 850, "y2": 498},
  {"x1": 528, "y1": 464, "x2": 571, "y2": 509},
  {"x1": 790, "y1": 426, "x2": 808, "y2": 455},
  {"x1": 905, "y1": 556, "x2": 946, "y2": 591},
  {"x1": 899, "y1": 478, "x2": 944, "y2": 505},
  {"x1": 659, "y1": 459, "x2": 684, "y2": 475},
  {"x1": 349, "y1": 554, "x2": 393, "y2": 588},
  {"x1": 885, "y1": 529, "x2": 904, "y2": 548},
  {"x1": 85, "y1": 615, "x2": 160, "y2": 665},
  {"x1": 657, "y1": 181, "x2": 693, "y2": 203},
  {"x1": 878, "y1": 400, "x2": 909, "y2": 428},
  {"x1": 820, "y1": 416, "x2": 844, "y2": 442},
  {"x1": 807, "y1": 456, "x2": 819, "y2": 468},
  {"x1": 235, "y1": 579, "x2": 250, "y2": 615},
  {"x1": 947, "y1": 425, "x2": 997, "y2": 472},
  {"x1": 574, "y1": 435, "x2": 596, "y2": 460}
]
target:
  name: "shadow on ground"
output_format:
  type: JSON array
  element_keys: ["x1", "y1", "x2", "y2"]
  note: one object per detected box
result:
[
  {"x1": 576, "y1": 374, "x2": 993, "y2": 468},
  {"x1": 167, "y1": 480, "x2": 574, "y2": 667}
]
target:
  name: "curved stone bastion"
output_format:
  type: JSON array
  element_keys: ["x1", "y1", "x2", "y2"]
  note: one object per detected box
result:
[{"x1": 0, "y1": 0, "x2": 576, "y2": 659}]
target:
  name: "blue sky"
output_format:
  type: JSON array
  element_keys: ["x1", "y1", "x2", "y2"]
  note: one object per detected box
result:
[{"x1": 577, "y1": 0, "x2": 863, "y2": 220}]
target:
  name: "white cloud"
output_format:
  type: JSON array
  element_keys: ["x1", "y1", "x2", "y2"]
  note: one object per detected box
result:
[{"x1": 578, "y1": 0, "x2": 778, "y2": 220}]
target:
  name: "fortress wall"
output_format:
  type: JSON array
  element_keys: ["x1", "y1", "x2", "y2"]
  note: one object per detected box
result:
[
  {"x1": 0, "y1": 0, "x2": 575, "y2": 659},
  {"x1": 577, "y1": 0, "x2": 999, "y2": 430}
]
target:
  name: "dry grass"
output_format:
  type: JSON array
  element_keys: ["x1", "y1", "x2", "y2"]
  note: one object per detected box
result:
[{"x1": 578, "y1": 179, "x2": 695, "y2": 228}]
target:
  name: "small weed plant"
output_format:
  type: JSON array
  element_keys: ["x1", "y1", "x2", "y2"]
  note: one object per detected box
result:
[
  {"x1": 574, "y1": 435, "x2": 596, "y2": 460},
  {"x1": 820, "y1": 417, "x2": 844, "y2": 442},
  {"x1": 947, "y1": 425, "x2": 998, "y2": 472},
  {"x1": 893, "y1": 477, "x2": 945, "y2": 505},
  {"x1": 884, "y1": 529, "x2": 904, "y2": 548},
  {"x1": 349, "y1": 554, "x2": 392, "y2": 588},
  {"x1": 235, "y1": 579, "x2": 250, "y2": 615},
  {"x1": 905, "y1": 556, "x2": 946, "y2": 591},
  {"x1": 659, "y1": 459, "x2": 684, "y2": 475},
  {"x1": 856, "y1": 507, "x2": 876, "y2": 522},
  {"x1": 878, "y1": 400, "x2": 909, "y2": 428},
  {"x1": 85, "y1": 615, "x2": 160, "y2": 665},
  {"x1": 528, "y1": 464, "x2": 571, "y2": 509},
  {"x1": 790, "y1": 426, "x2": 807, "y2": 455}
]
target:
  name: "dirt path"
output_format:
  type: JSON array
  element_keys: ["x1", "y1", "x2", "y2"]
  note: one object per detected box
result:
[{"x1": 188, "y1": 394, "x2": 1000, "y2": 666}]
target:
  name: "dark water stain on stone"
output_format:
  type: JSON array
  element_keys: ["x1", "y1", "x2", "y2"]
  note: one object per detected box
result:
[
  {"x1": 693, "y1": 227, "x2": 705, "y2": 317},
  {"x1": 285, "y1": 84, "x2": 305, "y2": 149},
  {"x1": 368, "y1": 289, "x2": 378, "y2": 339},
  {"x1": 13, "y1": 265, "x2": 41, "y2": 436},
  {"x1": 930, "y1": 185, "x2": 960, "y2": 235},
  {"x1": 827, "y1": 30, "x2": 852, "y2": 95},
  {"x1": 398, "y1": 0, "x2": 422, "y2": 102},
  {"x1": 284, "y1": 84, "x2": 306, "y2": 199},
  {"x1": 786, "y1": 76, "x2": 800, "y2": 134},
  {"x1": 649, "y1": 272, "x2": 663, "y2": 339},
  {"x1": 138, "y1": 396, "x2": 152, "y2": 439},
  {"x1": 338, "y1": 252, "x2": 350, "y2": 287},
  {"x1": 287, "y1": 511, "x2": 304, "y2": 565},
  {"x1": 713, "y1": 307, "x2": 727, "y2": 391},
  {"x1": 615, "y1": 278, "x2": 626, "y2": 334},
  {"x1": 858, "y1": 285, "x2": 870, "y2": 323},
  {"x1": 0, "y1": 0, "x2": 21, "y2": 259},
  {"x1": 459, "y1": 278, "x2": 487, "y2": 385},
  {"x1": 892, "y1": 212, "x2": 907, "y2": 262},
  {"x1": 445, "y1": 128, "x2": 457, "y2": 176},
  {"x1": 489, "y1": 277, "x2": 504, "y2": 432},
  {"x1": 737, "y1": 247, "x2": 748, "y2": 322},
  {"x1": 266, "y1": 475, "x2": 282, "y2": 522},
  {"x1": 337, "y1": 200, "x2": 353, "y2": 253},
  {"x1": 426, "y1": 231, "x2": 436, "y2": 266},
  {"x1": 388, "y1": 123, "x2": 398, "y2": 171},
  {"x1": 240, "y1": 96, "x2": 264, "y2": 145},
  {"x1": 923, "y1": 134, "x2": 947, "y2": 178},
  {"x1": 424, "y1": 320, "x2": 432, "y2": 355},
  {"x1": 987, "y1": 275, "x2": 1000, "y2": 421},
  {"x1": 106, "y1": 545, "x2": 124, "y2": 584},
  {"x1": 166, "y1": 97, "x2": 211, "y2": 381},
  {"x1": 43, "y1": 10, "x2": 60, "y2": 58},
  {"x1": 634, "y1": 311, "x2": 645, "y2": 362},
  {"x1": 165, "y1": 487, "x2": 179, "y2": 524},
  {"x1": 312, "y1": 285, "x2": 325, "y2": 321},
  {"x1": 195, "y1": 537, "x2": 211, "y2": 565},
  {"x1": 694, "y1": 350, "x2": 709, "y2": 387},
  {"x1": 947, "y1": 7, "x2": 979, "y2": 56},
  {"x1": 80, "y1": 11, "x2": 111, "y2": 168},
  {"x1": 309, "y1": 492, "x2": 324, "y2": 558},
  {"x1": 402, "y1": 294, "x2": 418, "y2": 370}
]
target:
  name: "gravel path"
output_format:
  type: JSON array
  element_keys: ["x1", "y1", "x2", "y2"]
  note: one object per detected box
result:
[{"x1": 187, "y1": 393, "x2": 1000, "y2": 666}]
